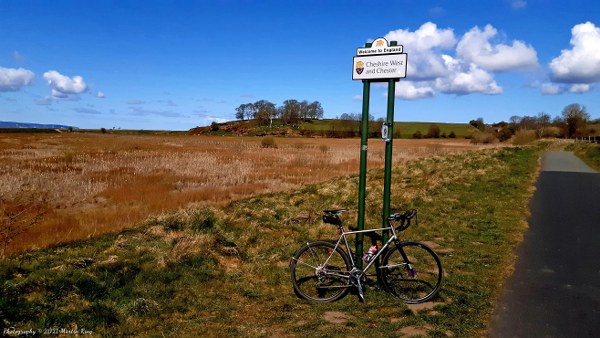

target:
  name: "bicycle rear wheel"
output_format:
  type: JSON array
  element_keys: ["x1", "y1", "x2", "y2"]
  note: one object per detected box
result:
[
  {"x1": 380, "y1": 241, "x2": 443, "y2": 303},
  {"x1": 290, "y1": 241, "x2": 351, "y2": 302}
]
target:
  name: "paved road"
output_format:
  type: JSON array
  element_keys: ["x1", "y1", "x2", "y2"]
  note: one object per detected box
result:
[{"x1": 489, "y1": 151, "x2": 600, "y2": 337}]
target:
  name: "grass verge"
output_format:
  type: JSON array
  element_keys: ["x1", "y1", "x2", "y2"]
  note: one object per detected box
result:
[
  {"x1": 566, "y1": 142, "x2": 600, "y2": 171},
  {"x1": 1, "y1": 146, "x2": 541, "y2": 337}
]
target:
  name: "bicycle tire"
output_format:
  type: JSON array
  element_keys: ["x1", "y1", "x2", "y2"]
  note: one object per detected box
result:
[
  {"x1": 289, "y1": 241, "x2": 352, "y2": 302},
  {"x1": 380, "y1": 241, "x2": 443, "y2": 304}
]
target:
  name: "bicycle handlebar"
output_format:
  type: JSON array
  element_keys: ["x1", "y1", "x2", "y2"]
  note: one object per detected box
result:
[
  {"x1": 322, "y1": 208, "x2": 418, "y2": 232},
  {"x1": 388, "y1": 209, "x2": 418, "y2": 231}
]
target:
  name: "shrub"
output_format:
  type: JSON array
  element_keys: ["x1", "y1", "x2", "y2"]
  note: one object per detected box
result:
[
  {"x1": 125, "y1": 298, "x2": 161, "y2": 317},
  {"x1": 448, "y1": 131, "x2": 456, "y2": 138},
  {"x1": 426, "y1": 124, "x2": 441, "y2": 138},
  {"x1": 412, "y1": 130, "x2": 423, "y2": 139},
  {"x1": 190, "y1": 209, "x2": 217, "y2": 232},
  {"x1": 261, "y1": 137, "x2": 277, "y2": 148},
  {"x1": 512, "y1": 130, "x2": 537, "y2": 145},
  {"x1": 496, "y1": 128, "x2": 513, "y2": 142},
  {"x1": 470, "y1": 131, "x2": 498, "y2": 144},
  {"x1": 541, "y1": 126, "x2": 560, "y2": 138},
  {"x1": 158, "y1": 214, "x2": 185, "y2": 231}
]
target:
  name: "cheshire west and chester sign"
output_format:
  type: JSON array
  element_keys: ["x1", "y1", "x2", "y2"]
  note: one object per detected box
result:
[{"x1": 352, "y1": 38, "x2": 407, "y2": 80}]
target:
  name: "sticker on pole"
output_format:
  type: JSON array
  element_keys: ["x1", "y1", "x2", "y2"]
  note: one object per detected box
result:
[{"x1": 352, "y1": 38, "x2": 407, "y2": 80}]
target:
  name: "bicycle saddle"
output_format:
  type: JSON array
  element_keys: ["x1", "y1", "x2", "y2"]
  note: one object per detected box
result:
[{"x1": 323, "y1": 209, "x2": 348, "y2": 215}]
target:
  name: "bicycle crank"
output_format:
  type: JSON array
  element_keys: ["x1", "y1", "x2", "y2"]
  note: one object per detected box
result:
[{"x1": 349, "y1": 268, "x2": 366, "y2": 302}]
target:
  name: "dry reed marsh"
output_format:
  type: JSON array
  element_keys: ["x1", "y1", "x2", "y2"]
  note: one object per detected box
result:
[{"x1": 1, "y1": 133, "x2": 490, "y2": 256}]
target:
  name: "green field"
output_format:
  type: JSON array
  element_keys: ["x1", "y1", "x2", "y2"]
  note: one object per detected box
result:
[
  {"x1": 189, "y1": 119, "x2": 476, "y2": 138},
  {"x1": 299, "y1": 120, "x2": 476, "y2": 138},
  {"x1": 0, "y1": 143, "x2": 544, "y2": 337}
]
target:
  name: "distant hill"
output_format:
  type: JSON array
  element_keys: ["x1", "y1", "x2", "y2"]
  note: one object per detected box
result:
[
  {"x1": 189, "y1": 119, "x2": 476, "y2": 138},
  {"x1": 0, "y1": 121, "x2": 77, "y2": 129}
]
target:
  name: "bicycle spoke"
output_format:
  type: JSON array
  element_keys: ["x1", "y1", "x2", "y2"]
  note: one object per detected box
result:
[
  {"x1": 380, "y1": 242, "x2": 443, "y2": 303},
  {"x1": 290, "y1": 241, "x2": 352, "y2": 302}
]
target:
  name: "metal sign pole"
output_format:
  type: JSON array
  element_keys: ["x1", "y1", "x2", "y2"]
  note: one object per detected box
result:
[
  {"x1": 352, "y1": 38, "x2": 406, "y2": 270},
  {"x1": 382, "y1": 77, "x2": 397, "y2": 245},
  {"x1": 381, "y1": 41, "x2": 400, "y2": 245},
  {"x1": 356, "y1": 44, "x2": 372, "y2": 270}
]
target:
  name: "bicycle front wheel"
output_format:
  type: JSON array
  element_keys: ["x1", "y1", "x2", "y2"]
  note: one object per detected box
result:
[
  {"x1": 380, "y1": 241, "x2": 443, "y2": 304},
  {"x1": 289, "y1": 241, "x2": 351, "y2": 302}
]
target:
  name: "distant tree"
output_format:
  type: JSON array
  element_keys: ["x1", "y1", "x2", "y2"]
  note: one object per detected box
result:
[
  {"x1": 469, "y1": 118, "x2": 485, "y2": 131},
  {"x1": 340, "y1": 113, "x2": 354, "y2": 120},
  {"x1": 306, "y1": 101, "x2": 324, "y2": 120},
  {"x1": 281, "y1": 99, "x2": 301, "y2": 124},
  {"x1": 426, "y1": 124, "x2": 441, "y2": 138},
  {"x1": 412, "y1": 130, "x2": 423, "y2": 139},
  {"x1": 235, "y1": 103, "x2": 256, "y2": 121},
  {"x1": 210, "y1": 121, "x2": 219, "y2": 131},
  {"x1": 448, "y1": 131, "x2": 456, "y2": 139},
  {"x1": 536, "y1": 112, "x2": 551, "y2": 138},
  {"x1": 561, "y1": 103, "x2": 590, "y2": 138},
  {"x1": 298, "y1": 100, "x2": 310, "y2": 120},
  {"x1": 254, "y1": 100, "x2": 277, "y2": 126},
  {"x1": 101, "y1": 128, "x2": 107, "y2": 134},
  {"x1": 509, "y1": 115, "x2": 522, "y2": 126}
]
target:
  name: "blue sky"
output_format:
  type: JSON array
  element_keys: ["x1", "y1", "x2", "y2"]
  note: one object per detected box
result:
[{"x1": 1, "y1": 0, "x2": 599, "y2": 130}]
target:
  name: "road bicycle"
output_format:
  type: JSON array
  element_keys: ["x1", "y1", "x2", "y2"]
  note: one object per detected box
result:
[{"x1": 289, "y1": 209, "x2": 442, "y2": 303}]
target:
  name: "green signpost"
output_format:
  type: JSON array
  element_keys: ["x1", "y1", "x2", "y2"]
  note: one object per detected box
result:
[{"x1": 352, "y1": 38, "x2": 407, "y2": 269}]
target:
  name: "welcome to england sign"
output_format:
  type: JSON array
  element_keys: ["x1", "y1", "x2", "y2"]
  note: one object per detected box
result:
[{"x1": 352, "y1": 38, "x2": 407, "y2": 81}]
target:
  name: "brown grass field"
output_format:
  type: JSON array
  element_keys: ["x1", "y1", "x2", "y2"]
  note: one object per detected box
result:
[{"x1": 0, "y1": 133, "x2": 493, "y2": 257}]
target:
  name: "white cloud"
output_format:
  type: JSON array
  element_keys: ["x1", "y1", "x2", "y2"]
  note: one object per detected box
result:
[
  {"x1": 75, "y1": 107, "x2": 102, "y2": 115},
  {"x1": 377, "y1": 22, "x2": 541, "y2": 98},
  {"x1": 569, "y1": 84, "x2": 591, "y2": 93},
  {"x1": 550, "y1": 22, "x2": 600, "y2": 84},
  {"x1": 385, "y1": 22, "x2": 456, "y2": 80},
  {"x1": 511, "y1": 1, "x2": 527, "y2": 9},
  {"x1": 13, "y1": 51, "x2": 27, "y2": 63},
  {"x1": 127, "y1": 99, "x2": 146, "y2": 105},
  {"x1": 456, "y1": 25, "x2": 538, "y2": 72},
  {"x1": 428, "y1": 7, "x2": 446, "y2": 17},
  {"x1": 394, "y1": 81, "x2": 435, "y2": 100},
  {"x1": 43, "y1": 70, "x2": 88, "y2": 98},
  {"x1": 540, "y1": 83, "x2": 562, "y2": 95},
  {"x1": 0, "y1": 67, "x2": 35, "y2": 92},
  {"x1": 203, "y1": 117, "x2": 228, "y2": 125},
  {"x1": 35, "y1": 96, "x2": 53, "y2": 106},
  {"x1": 129, "y1": 105, "x2": 185, "y2": 118},
  {"x1": 352, "y1": 95, "x2": 362, "y2": 101},
  {"x1": 385, "y1": 22, "x2": 456, "y2": 52},
  {"x1": 96, "y1": 91, "x2": 105, "y2": 98},
  {"x1": 434, "y1": 55, "x2": 502, "y2": 95}
]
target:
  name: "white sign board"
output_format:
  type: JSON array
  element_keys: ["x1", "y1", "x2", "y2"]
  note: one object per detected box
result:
[
  {"x1": 356, "y1": 38, "x2": 403, "y2": 56},
  {"x1": 352, "y1": 54, "x2": 407, "y2": 80}
]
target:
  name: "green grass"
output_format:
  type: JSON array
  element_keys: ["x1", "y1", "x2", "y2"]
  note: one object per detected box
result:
[
  {"x1": 0, "y1": 145, "x2": 543, "y2": 337},
  {"x1": 191, "y1": 118, "x2": 475, "y2": 138},
  {"x1": 391, "y1": 122, "x2": 475, "y2": 139},
  {"x1": 299, "y1": 119, "x2": 476, "y2": 138},
  {"x1": 567, "y1": 142, "x2": 600, "y2": 171}
]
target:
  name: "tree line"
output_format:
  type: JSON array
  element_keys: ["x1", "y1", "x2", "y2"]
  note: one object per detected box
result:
[
  {"x1": 472, "y1": 103, "x2": 597, "y2": 142},
  {"x1": 235, "y1": 99, "x2": 324, "y2": 126}
]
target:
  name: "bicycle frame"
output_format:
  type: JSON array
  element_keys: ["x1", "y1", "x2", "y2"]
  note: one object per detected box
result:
[{"x1": 323, "y1": 221, "x2": 400, "y2": 273}]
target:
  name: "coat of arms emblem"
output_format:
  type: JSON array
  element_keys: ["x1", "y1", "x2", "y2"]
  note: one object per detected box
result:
[{"x1": 355, "y1": 61, "x2": 364, "y2": 75}]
